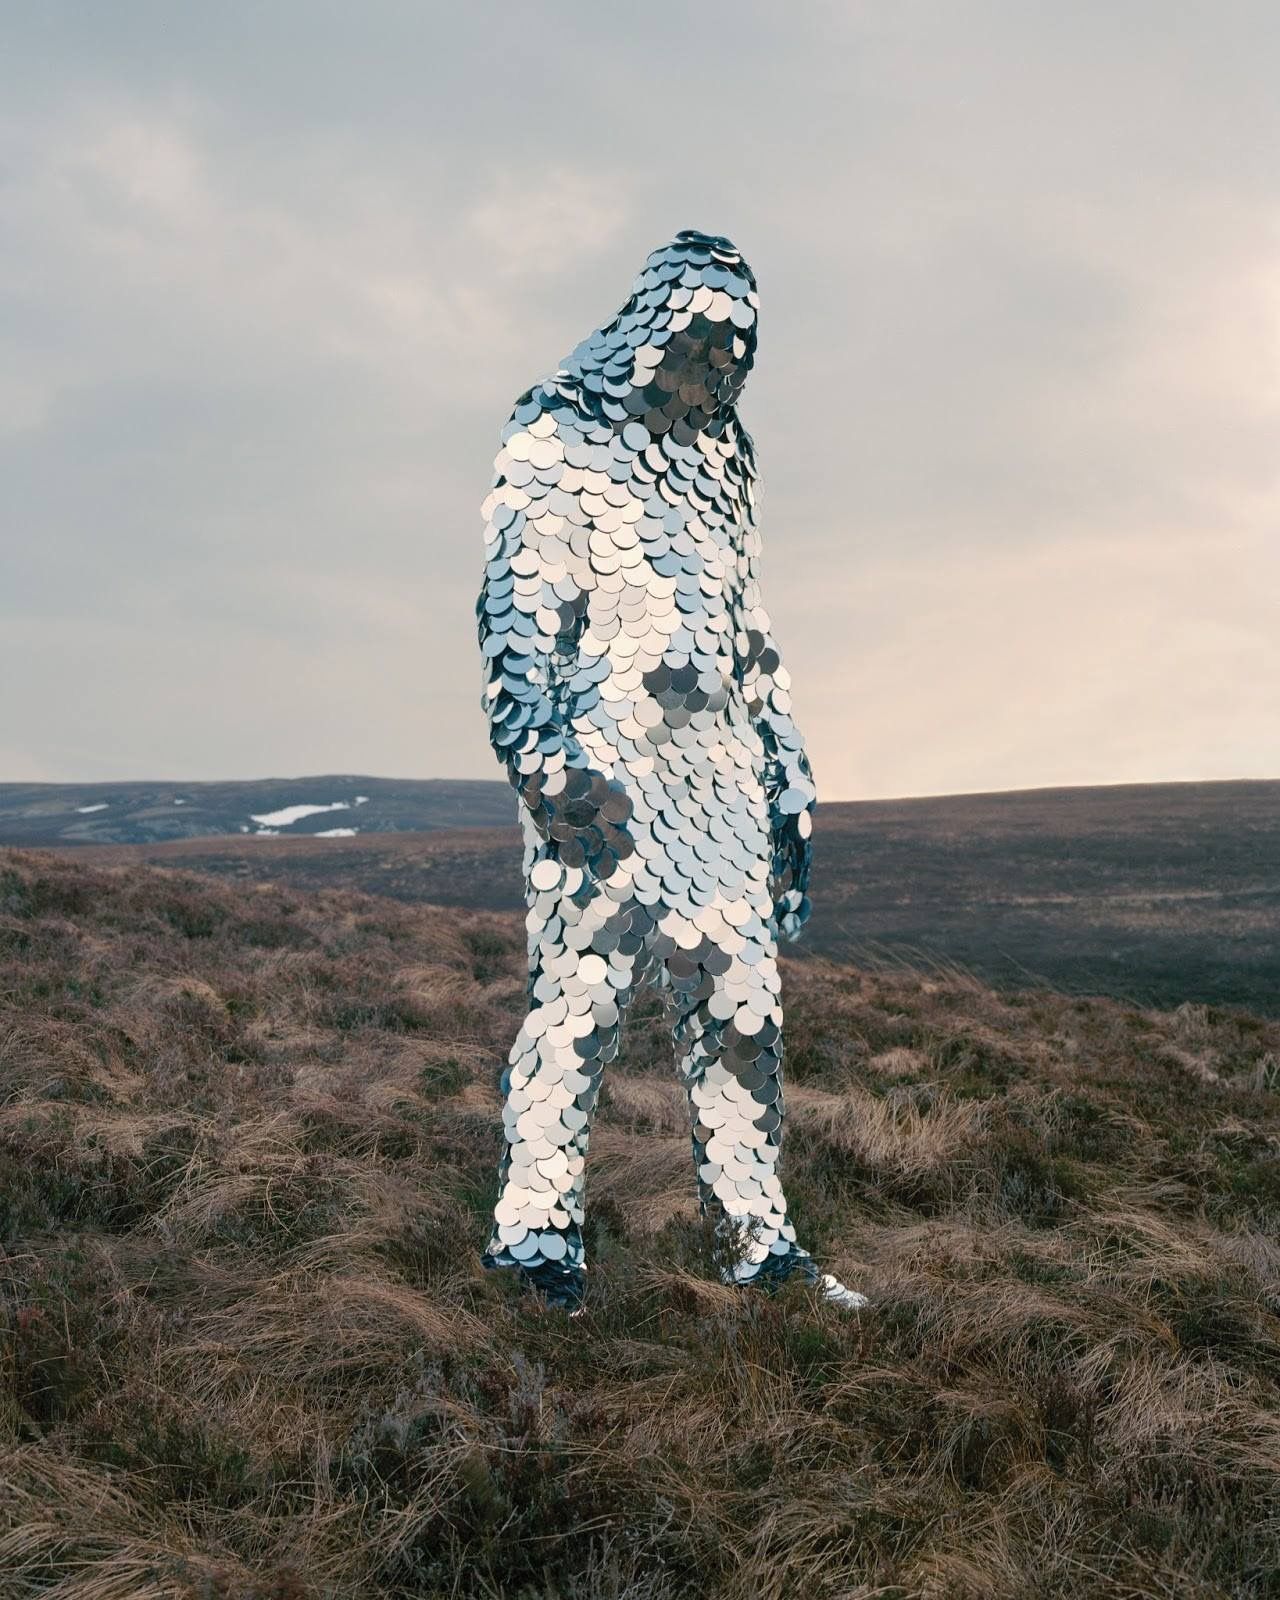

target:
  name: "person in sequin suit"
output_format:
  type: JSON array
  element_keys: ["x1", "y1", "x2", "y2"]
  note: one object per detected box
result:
[{"x1": 477, "y1": 230, "x2": 865, "y2": 1313}]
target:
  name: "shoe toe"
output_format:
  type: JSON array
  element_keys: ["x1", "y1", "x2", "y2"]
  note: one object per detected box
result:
[{"x1": 817, "y1": 1272, "x2": 869, "y2": 1311}]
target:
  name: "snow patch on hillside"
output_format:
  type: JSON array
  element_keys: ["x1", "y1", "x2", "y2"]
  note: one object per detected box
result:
[{"x1": 248, "y1": 801, "x2": 351, "y2": 828}]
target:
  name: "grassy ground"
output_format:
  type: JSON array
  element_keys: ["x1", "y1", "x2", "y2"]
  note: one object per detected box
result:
[{"x1": 1, "y1": 848, "x2": 1279, "y2": 1598}]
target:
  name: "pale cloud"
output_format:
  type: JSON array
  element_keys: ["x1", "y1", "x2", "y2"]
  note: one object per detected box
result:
[
  {"x1": 80, "y1": 110, "x2": 209, "y2": 218},
  {"x1": 465, "y1": 167, "x2": 631, "y2": 279}
]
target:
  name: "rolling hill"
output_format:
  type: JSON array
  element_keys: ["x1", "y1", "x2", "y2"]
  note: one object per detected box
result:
[
  {"x1": 38, "y1": 779, "x2": 1280, "y2": 1016},
  {"x1": 0, "y1": 776, "x2": 515, "y2": 847}
]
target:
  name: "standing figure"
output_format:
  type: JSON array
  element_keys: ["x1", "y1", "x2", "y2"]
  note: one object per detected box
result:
[{"x1": 477, "y1": 229, "x2": 865, "y2": 1312}]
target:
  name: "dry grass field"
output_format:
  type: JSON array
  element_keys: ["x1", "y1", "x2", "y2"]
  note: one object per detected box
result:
[{"x1": 2, "y1": 848, "x2": 1279, "y2": 1598}]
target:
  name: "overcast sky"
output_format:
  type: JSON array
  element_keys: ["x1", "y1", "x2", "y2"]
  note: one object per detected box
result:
[{"x1": 2, "y1": 3, "x2": 1276, "y2": 799}]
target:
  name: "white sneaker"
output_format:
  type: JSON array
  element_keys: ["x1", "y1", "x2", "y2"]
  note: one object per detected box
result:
[{"x1": 816, "y1": 1272, "x2": 869, "y2": 1311}]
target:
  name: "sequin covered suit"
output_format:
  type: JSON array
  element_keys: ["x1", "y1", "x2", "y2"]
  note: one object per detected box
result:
[{"x1": 477, "y1": 230, "x2": 856, "y2": 1308}]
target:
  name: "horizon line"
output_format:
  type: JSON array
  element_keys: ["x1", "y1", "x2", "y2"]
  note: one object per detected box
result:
[{"x1": 3, "y1": 773, "x2": 1277, "y2": 807}]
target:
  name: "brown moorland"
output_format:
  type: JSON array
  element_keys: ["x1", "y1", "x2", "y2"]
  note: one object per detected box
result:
[
  {"x1": 1, "y1": 848, "x2": 1278, "y2": 1598},
  {"x1": 56, "y1": 778, "x2": 1280, "y2": 1017}
]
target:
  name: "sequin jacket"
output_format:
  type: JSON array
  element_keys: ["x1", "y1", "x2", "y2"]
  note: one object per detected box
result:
[{"x1": 477, "y1": 231, "x2": 816, "y2": 939}]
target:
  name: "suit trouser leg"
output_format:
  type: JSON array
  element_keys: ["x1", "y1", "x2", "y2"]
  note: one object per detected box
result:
[
  {"x1": 485, "y1": 880, "x2": 656, "y2": 1272},
  {"x1": 663, "y1": 909, "x2": 807, "y2": 1281}
]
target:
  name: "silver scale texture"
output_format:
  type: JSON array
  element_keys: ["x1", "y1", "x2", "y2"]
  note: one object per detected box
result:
[{"x1": 477, "y1": 229, "x2": 863, "y2": 1310}]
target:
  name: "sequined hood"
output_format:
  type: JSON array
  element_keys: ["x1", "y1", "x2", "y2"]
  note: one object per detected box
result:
[{"x1": 556, "y1": 229, "x2": 759, "y2": 436}]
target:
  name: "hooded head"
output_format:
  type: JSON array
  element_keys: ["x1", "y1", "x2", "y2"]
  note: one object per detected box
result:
[{"x1": 558, "y1": 229, "x2": 758, "y2": 438}]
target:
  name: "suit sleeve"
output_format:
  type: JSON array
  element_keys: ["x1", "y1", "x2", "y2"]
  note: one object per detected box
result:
[
  {"x1": 734, "y1": 521, "x2": 817, "y2": 941},
  {"x1": 478, "y1": 423, "x2": 582, "y2": 796},
  {"x1": 477, "y1": 400, "x2": 632, "y2": 871}
]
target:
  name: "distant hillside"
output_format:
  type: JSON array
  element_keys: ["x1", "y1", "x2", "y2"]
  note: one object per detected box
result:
[
  {"x1": 0, "y1": 775, "x2": 515, "y2": 846},
  {"x1": 2, "y1": 847, "x2": 1278, "y2": 1596},
  {"x1": 54, "y1": 779, "x2": 1280, "y2": 1016}
]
